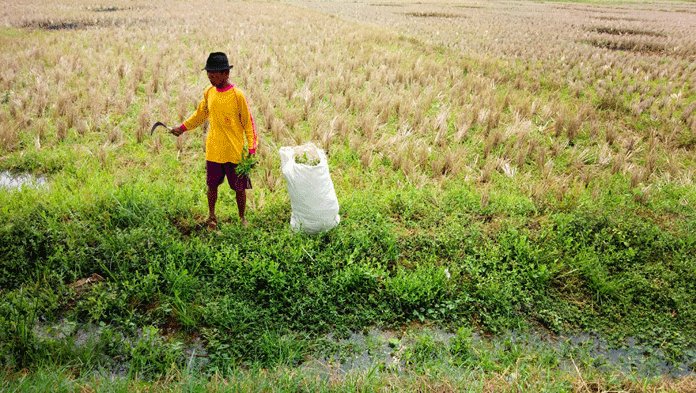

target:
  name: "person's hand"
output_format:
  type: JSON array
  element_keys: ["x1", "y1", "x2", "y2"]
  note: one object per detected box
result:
[{"x1": 170, "y1": 126, "x2": 184, "y2": 137}]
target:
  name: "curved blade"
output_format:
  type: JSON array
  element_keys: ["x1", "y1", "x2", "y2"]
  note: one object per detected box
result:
[{"x1": 150, "y1": 122, "x2": 169, "y2": 136}]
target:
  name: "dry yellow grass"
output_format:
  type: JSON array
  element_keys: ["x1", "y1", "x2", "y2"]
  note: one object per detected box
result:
[{"x1": 0, "y1": 0, "x2": 695, "y2": 202}]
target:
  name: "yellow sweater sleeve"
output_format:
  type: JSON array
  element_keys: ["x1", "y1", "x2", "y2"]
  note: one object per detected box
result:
[
  {"x1": 182, "y1": 87, "x2": 211, "y2": 131},
  {"x1": 235, "y1": 87, "x2": 258, "y2": 154}
]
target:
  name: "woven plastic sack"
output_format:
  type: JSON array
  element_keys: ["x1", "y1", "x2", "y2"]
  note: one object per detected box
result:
[{"x1": 279, "y1": 143, "x2": 340, "y2": 234}]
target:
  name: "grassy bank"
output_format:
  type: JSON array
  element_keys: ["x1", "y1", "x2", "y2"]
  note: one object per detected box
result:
[
  {"x1": 2, "y1": 0, "x2": 696, "y2": 390},
  {"x1": 2, "y1": 158, "x2": 695, "y2": 380}
]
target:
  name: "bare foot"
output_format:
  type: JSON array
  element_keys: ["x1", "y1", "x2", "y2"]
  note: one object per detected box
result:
[
  {"x1": 241, "y1": 218, "x2": 249, "y2": 227},
  {"x1": 206, "y1": 216, "x2": 218, "y2": 230}
]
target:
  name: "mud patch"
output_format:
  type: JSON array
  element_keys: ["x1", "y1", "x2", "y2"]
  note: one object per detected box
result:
[
  {"x1": 22, "y1": 20, "x2": 97, "y2": 30},
  {"x1": 404, "y1": 11, "x2": 463, "y2": 18},
  {"x1": 170, "y1": 217, "x2": 208, "y2": 237},
  {"x1": 88, "y1": 5, "x2": 151, "y2": 12},
  {"x1": 93, "y1": 7, "x2": 120, "y2": 12},
  {"x1": 21, "y1": 18, "x2": 143, "y2": 30},
  {"x1": 68, "y1": 273, "x2": 105, "y2": 296},
  {"x1": 594, "y1": 16, "x2": 647, "y2": 22},
  {"x1": 582, "y1": 38, "x2": 667, "y2": 54},
  {"x1": 587, "y1": 26, "x2": 666, "y2": 37},
  {"x1": 169, "y1": 214, "x2": 237, "y2": 237},
  {"x1": 454, "y1": 5, "x2": 485, "y2": 9}
]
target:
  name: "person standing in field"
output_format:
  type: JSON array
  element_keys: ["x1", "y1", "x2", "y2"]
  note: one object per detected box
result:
[{"x1": 170, "y1": 52, "x2": 258, "y2": 228}]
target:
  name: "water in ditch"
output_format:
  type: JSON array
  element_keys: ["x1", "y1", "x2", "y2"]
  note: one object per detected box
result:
[
  {"x1": 32, "y1": 320, "x2": 695, "y2": 379},
  {"x1": 0, "y1": 170, "x2": 47, "y2": 190}
]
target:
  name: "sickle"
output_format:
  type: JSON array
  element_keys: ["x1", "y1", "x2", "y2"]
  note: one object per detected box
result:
[{"x1": 150, "y1": 122, "x2": 170, "y2": 136}]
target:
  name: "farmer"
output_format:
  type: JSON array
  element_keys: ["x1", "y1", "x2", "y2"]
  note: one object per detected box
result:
[{"x1": 170, "y1": 52, "x2": 258, "y2": 228}]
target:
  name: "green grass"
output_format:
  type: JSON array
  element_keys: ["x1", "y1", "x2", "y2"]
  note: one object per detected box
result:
[
  {"x1": 2, "y1": 116, "x2": 695, "y2": 389},
  {"x1": 2, "y1": 0, "x2": 696, "y2": 390},
  {"x1": 1, "y1": 159, "x2": 695, "y2": 379}
]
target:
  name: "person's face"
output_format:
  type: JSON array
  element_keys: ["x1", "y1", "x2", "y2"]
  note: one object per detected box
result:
[{"x1": 207, "y1": 70, "x2": 229, "y2": 88}]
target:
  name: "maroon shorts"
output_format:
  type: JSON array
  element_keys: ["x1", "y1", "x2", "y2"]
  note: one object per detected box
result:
[{"x1": 206, "y1": 161, "x2": 252, "y2": 191}]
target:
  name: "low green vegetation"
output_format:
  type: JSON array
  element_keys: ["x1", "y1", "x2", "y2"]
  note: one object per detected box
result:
[{"x1": 1, "y1": 139, "x2": 695, "y2": 389}]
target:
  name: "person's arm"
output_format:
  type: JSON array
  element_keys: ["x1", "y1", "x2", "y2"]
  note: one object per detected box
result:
[
  {"x1": 172, "y1": 88, "x2": 211, "y2": 136},
  {"x1": 236, "y1": 88, "x2": 258, "y2": 155}
]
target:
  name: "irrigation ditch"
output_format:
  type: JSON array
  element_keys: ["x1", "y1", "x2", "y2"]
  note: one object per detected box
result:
[{"x1": 31, "y1": 317, "x2": 696, "y2": 379}]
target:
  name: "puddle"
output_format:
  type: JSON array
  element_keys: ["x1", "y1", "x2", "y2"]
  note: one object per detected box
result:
[
  {"x1": 325, "y1": 329, "x2": 401, "y2": 373},
  {"x1": 302, "y1": 328, "x2": 694, "y2": 379},
  {"x1": 29, "y1": 320, "x2": 696, "y2": 378},
  {"x1": 551, "y1": 333, "x2": 696, "y2": 378},
  {"x1": 303, "y1": 327, "x2": 461, "y2": 378},
  {"x1": 34, "y1": 319, "x2": 208, "y2": 377},
  {"x1": 0, "y1": 171, "x2": 47, "y2": 190}
]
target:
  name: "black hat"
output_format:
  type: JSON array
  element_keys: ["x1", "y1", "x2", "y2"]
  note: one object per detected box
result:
[{"x1": 203, "y1": 52, "x2": 233, "y2": 72}]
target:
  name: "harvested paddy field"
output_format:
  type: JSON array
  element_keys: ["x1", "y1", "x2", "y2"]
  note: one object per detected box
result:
[{"x1": 1, "y1": 0, "x2": 695, "y2": 391}]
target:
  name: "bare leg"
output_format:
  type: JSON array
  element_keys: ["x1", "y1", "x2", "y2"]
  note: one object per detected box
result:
[
  {"x1": 207, "y1": 185, "x2": 219, "y2": 228},
  {"x1": 235, "y1": 189, "x2": 248, "y2": 227}
]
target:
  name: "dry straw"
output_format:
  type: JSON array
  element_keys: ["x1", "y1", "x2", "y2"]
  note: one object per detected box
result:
[{"x1": 0, "y1": 0, "x2": 694, "y2": 198}]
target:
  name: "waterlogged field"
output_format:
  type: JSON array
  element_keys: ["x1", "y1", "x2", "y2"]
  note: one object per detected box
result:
[{"x1": 1, "y1": 0, "x2": 696, "y2": 390}]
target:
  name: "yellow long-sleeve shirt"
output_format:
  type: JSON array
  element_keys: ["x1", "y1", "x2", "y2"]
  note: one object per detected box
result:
[{"x1": 182, "y1": 84, "x2": 257, "y2": 164}]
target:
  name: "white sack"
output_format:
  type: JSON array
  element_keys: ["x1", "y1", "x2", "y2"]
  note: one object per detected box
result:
[{"x1": 279, "y1": 143, "x2": 340, "y2": 234}]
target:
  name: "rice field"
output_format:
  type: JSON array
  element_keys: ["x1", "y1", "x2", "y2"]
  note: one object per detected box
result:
[
  {"x1": 1, "y1": 0, "x2": 696, "y2": 391},
  {"x1": 2, "y1": 0, "x2": 695, "y2": 197}
]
